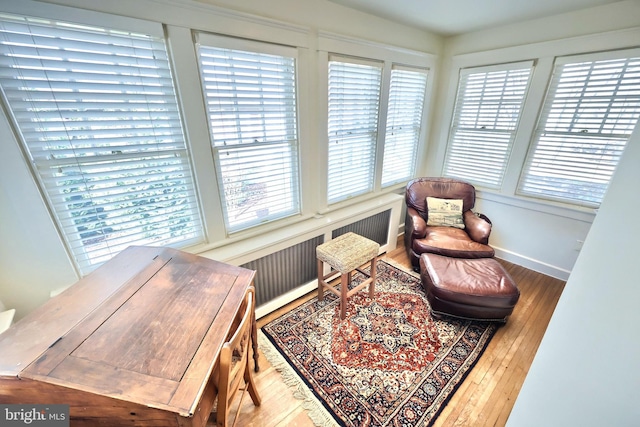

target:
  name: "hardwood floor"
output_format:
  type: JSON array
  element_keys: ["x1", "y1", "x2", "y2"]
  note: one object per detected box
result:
[{"x1": 212, "y1": 241, "x2": 566, "y2": 427}]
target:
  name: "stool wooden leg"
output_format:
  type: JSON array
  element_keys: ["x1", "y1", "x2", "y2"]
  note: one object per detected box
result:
[
  {"x1": 369, "y1": 257, "x2": 377, "y2": 299},
  {"x1": 317, "y1": 259, "x2": 324, "y2": 301},
  {"x1": 340, "y1": 273, "x2": 348, "y2": 320}
]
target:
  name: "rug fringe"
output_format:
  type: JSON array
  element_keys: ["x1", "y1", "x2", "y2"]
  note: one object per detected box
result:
[{"x1": 258, "y1": 331, "x2": 338, "y2": 427}]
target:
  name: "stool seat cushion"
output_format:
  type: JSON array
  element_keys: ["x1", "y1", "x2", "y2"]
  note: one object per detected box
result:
[
  {"x1": 420, "y1": 253, "x2": 520, "y2": 322},
  {"x1": 316, "y1": 232, "x2": 379, "y2": 274}
]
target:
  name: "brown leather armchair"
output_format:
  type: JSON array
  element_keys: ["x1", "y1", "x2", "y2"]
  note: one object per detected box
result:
[{"x1": 404, "y1": 177, "x2": 494, "y2": 270}]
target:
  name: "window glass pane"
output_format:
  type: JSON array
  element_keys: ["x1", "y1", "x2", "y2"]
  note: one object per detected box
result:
[
  {"x1": 0, "y1": 14, "x2": 203, "y2": 274},
  {"x1": 381, "y1": 66, "x2": 428, "y2": 187},
  {"x1": 196, "y1": 41, "x2": 300, "y2": 232},
  {"x1": 444, "y1": 62, "x2": 533, "y2": 188},
  {"x1": 327, "y1": 56, "x2": 382, "y2": 203},
  {"x1": 518, "y1": 53, "x2": 640, "y2": 206}
]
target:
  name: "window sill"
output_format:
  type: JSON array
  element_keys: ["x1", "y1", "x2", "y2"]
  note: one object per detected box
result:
[
  {"x1": 476, "y1": 189, "x2": 597, "y2": 223},
  {"x1": 189, "y1": 193, "x2": 404, "y2": 265},
  {"x1": 320, "y1": 185, "x2": 406, "y2": 215}
]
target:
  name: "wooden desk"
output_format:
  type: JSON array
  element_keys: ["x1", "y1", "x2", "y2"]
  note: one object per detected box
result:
[{"x1": 0, "y1": 246, "x2": 257, "y2": 427}]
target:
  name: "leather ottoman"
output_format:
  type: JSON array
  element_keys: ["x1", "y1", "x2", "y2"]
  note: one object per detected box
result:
[{"x1": 420, "y1": 253, "x2": 520, "y2": 322}]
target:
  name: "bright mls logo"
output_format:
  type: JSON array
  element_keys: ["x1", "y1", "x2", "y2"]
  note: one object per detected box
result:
[{"x1": 1, "y1": 405, "x2": 69, "y2": 426}]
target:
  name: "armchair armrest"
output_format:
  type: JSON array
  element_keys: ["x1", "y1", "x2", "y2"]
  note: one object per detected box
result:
[
  {"x1": 405, "y1": 207, "x2": 427, "y2": 239},
  {"x1": 464, "y1": 210, "x2": 492, "y2": 244}
]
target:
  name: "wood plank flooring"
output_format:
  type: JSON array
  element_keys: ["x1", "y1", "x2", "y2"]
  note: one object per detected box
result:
[{"x1": 210, "y1": 241, "x2": 566, "y2": 427}]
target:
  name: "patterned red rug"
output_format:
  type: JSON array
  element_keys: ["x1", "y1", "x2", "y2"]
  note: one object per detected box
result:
[{"x1": 261, "y1": 260, "x2": 499, "y2": 427}]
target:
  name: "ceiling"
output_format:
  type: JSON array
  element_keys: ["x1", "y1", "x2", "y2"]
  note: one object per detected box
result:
[{"x1": 326, "y1": 0, "x2": 624, "y2": 36}]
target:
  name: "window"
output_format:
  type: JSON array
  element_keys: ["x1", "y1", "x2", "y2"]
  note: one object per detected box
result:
[
  {"x1": 443, "y1": 61, "x2": 533, "y2": 188},
  {"x1": 196, "y1": 34, "x2": 300, "y2": 233},
  {"x1": 326, "y1": 54, "x2": 430, "y2": 203},
  {"x1": 0, "y1": 13, "x2": 203, "y2": 274},
  {"x1": 518, "y1": 51, "x2": 640, "y2": 206},
  {"x1": 381, "y1": 65, "x2": 428, "y2": 187},
  {"x1": 327, "y1": 55, "x2": 382, "y2": 203}
]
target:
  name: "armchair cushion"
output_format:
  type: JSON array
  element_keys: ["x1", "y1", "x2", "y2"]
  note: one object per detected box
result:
[{"x1": 413, "y1": 227, "x2": 494, "y2": 259}]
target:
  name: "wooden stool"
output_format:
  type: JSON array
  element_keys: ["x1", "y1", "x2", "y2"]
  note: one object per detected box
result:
[{"x1": 316, "y1": 232, "x2": 380, "y2": 319}]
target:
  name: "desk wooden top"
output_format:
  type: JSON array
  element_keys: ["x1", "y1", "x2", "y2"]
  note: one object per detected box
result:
[{"x1": 0, "y1": 246, "x2": 256, "y2": 421}]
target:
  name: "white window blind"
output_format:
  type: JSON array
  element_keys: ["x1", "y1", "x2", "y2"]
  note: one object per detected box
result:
[
  {"x1": 444, "y1": 61, "x2": 533, "y2": 188},
  {"x1": 0, "y1": 14, "x2": 203, "y2": 274},
  {"x1": 327, "y1": 55, "x2": 382, "y2": 203},
  {"x1": 518, "y1": 51, "x2": 640, "y2": 206},
  {"x1": 196, "y1": 35, "x2": 300, "y2": 233},
  {"x1": 381, "y1": 65, "x2": 428, "y2": 187}
]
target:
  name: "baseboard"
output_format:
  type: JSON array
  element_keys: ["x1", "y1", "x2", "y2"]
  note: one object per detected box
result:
[
  {"x1": 493, "y1": 246, "x2": 571, "y2": 281},
  {"x1": 256, "y1": 280, "x2": 317, "y2": 320}
]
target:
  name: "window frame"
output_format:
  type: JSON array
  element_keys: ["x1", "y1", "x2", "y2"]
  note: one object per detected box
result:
[
  {"x1": 381, "y1": 64, "x2": 430, "y2": 188},
  {"x1": 442, "y1": 61, "x2": 535, "y2": 189},
  {"x1": 0, "y1": 10, "x2": 205, "y2": 275},
  {"x1": 194, "y1": 32, "x2": 302, "y2": 234},
  {"x1": 326, "y1": 54, "x2": 383, "y2": 204},
  {"x1": 517, "y1": 48, "x2": 640, "y2": 207},
  {"x1": 317, "y1": 33, "x2": 435, "y2": 213}
]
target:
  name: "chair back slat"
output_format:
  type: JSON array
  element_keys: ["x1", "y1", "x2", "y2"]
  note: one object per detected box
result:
[{"x1": 216, "y1": 287, "x2": 261, "y2": 427}]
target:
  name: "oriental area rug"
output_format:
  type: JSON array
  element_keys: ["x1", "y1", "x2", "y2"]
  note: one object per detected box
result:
[{"x1": 260, "y1": 260, "x2": 499, "y2": 427}]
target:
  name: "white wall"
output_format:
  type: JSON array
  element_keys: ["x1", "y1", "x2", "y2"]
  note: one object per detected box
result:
[
  {"x1": 506, "y1": 115, "x2": 640, "y2": 427},
  {"x1": 194, "y1": 0, "x2": 442, "y2": 54},
  {"x1": 474, "y1": 196, "x2": 593, "y2": 278},
  {"x1": 444, "y1": 0, "x2": 640, "y2": 56},
  {"x1": 0, "y1": 107, "x2": 79, "y2": 316}
]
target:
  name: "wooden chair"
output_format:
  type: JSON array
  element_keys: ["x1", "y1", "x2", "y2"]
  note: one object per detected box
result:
[{"x1": 215, "y1": 286, "x2": 261, "y2": 427}]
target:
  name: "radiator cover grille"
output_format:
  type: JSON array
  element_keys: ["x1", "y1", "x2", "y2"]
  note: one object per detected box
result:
[
  {"x1": 241, "y1": 235, "x2": 323, "y2": 307},
  {"x1": 332, "y1": 209, "x2": 391, "y2": 246}
]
